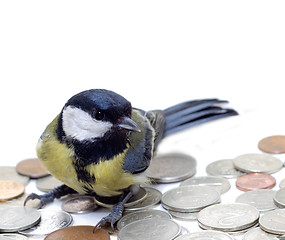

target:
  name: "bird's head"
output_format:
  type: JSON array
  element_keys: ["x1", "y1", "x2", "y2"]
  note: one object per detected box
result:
[{"x1": 58, "y1": 89, "x2": 140, "y2": 143}]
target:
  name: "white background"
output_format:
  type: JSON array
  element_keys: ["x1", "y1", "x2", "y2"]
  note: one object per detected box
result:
[{"x1": 1, "y1": 1, "x2": 285, "y2": 239}]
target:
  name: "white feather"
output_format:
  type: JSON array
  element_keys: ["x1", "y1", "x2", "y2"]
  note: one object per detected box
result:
[{"x1": 62, "y1": 106, "x2": 113, "y2": 141}]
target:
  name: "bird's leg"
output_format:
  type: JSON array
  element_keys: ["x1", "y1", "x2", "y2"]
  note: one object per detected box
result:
[
  {"x1": 94, "y1": 185, "x2": 140, "y2": 231},
  {"x1": 24, "y1": 184, "x2": 76, "y2": 208}
]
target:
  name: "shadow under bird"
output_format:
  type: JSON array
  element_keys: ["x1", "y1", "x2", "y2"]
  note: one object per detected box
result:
[{"x1": 24, "y1": 89, "x2": 238, "y2": 229}]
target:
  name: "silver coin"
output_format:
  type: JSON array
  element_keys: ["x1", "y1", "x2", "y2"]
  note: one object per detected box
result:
[
  {"x1": 280, "y1": 178, "x2": 285, "y2": 188},
  {"x1": 36, "y1": 175, "x2": 63, "y2": 192},
  {"x1": 233, "y1": 153, "x2": 283, "y2": 174},
  {"x1": 0, "y1": 167, "x2": 29, "y2": 186},
  {"x1": 168, "y1": 210, "x2": 198, "y2": 221},
  {"x1": 274, "y1": 187, "x2": 285, "y2": 208},
  {"x1": 0, "y1": 206, "x2": 41, "y2": 232},
  {"x1": 19, "y1": 209, "x2": 72, "y2": 235},
  {"x1": 118, "y1": 218, "x2": 181, "y2": 240},
  {"x1": 61, "y1": 195, "x2": 97, "y2": 214},
  {"x1": 259, "y1": 209, "x2": 285, "y2": 234},
  {"x1": 117, "y1": 209, "x2": 171, "y2": 230},
  {"x1": 242, "y1": 227, "x2": 281, "y2": 240},
  {"x1": 162, "y1": 185, "x2": 220, "y2": 212},
  {"x1": 180, "y1": 176, "x2": 231, "y2": 194},
  {"x1": 235, "y1": 189, "x2": 277, "y2": 211},
  {"x1": 0, "y1": 193, "x2": 40, "y2": 209},
  {"x1": 0, "y1": 233, "x2": 28, "y2": 240},
  {"x1": 95, "y1": 187, "x2": 147, "y2": 208},
  {"x1": 146, "y1": 152, "x2": 196, "y2": 183},
  {"x1": 197, "y1": 203, "x2": 259, "y2": 232},
  {"x1": 206, "y1": 159, "x2": 245, "y2": 178},
  {"x1": 175, "y1": 230, "x2": 235, "y2": 240},
  {"x1": 125, "y1": 187, "x2": 162, "y2": 211}
]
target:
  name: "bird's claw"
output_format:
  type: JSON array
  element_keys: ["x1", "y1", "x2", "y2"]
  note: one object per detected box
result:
[
  {"x1": 24, "y1": 193, "x2": 53, "y2": 208},
  {"x1": 93, "y1": 202, "x2": 124, "y2": 233}
]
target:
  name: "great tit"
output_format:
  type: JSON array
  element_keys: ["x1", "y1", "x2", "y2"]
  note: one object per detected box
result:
[{"x1": 24, "y1": 89, "x2": 237, "y2": 229}]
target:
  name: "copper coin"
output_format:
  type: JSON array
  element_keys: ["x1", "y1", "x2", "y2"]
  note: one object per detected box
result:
[
  {"x1": 0, "y1": 180, "x2": 25, "y2": 201},
  {"x1": 236, "y1": 173, "x2": 276, "y2": 191},
  {"x1": 16, "y1": 158, "x2": 49, "y2": 178},
  {"x1": 44, "y1": 226, "x2": 110, "y2": 240},
  {"x1": 258, "y1": 135, "x2": 285, "y2": 154}
]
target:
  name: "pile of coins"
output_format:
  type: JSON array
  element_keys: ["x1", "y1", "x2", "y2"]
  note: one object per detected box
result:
[{"x1": 0, "y1": 135, "x2": 285, "y2": 239}]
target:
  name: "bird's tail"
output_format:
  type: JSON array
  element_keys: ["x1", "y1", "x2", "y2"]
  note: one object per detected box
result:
[{"x1": 163, "y1": 98, "x2": 238, "y2": 137}]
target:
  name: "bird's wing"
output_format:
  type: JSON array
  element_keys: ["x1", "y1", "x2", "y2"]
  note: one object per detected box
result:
[{"x1": 122, "y1": 108, "x2": 165, "y2": 174}]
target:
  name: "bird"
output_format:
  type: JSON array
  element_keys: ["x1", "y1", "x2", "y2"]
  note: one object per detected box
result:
[{"x1": 24, "y1": 89, "x2": 238, "y2": 229}]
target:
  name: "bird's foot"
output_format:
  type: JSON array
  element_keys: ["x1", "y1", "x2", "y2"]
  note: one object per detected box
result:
[{"x1": 94, "y1": 201, "x2": 124, "y2": 232}]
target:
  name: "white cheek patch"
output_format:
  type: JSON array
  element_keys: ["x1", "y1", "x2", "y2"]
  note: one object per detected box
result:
[{"x1": 62, "y1": 106, "x2": 113, "y2": 141}]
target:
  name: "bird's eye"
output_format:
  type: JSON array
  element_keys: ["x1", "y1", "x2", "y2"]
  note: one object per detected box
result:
[{"x1": 94, "y1": 110, "x2": 105, "y2": 121}]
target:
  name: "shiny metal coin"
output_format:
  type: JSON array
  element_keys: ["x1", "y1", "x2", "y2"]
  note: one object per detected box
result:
[
  {"x1": 233, "y1": 153, "x2": 283, "y2": 174},
  {"x1": 236, "y1": 173, "x2": 276, "y2": 191},
  {"x1": 0, "y1": 193, "x2": 40, "y2": 209},
  {"x1": 280, "y1": 178, "x2": 285, "y2": 188},
  {"x1": 117, "y1": 209, "x2": 171, "y2": 230},
  {"x1": 95, "y1": 187, "x2": 147, "y2": 208},
  {"x1": 235, "y1": 189, "x2": 277, "y2": 211},
  {"x1": 36, "y1": 175, "x2": 63, "y2": 192},
  {"x1": 206, "y1": 159, "x2": 245, "y2": 178},
  {"x1": 259, "y1": 209, "x2": 285, "y2": 234},
  {"x1": 146, "y1": 152, "x2": 196, "y2": 183},
  {"x1": 168, "y1": 210, "x2": 198, "y2": 221},
  {"x1": 62, "y1": 195, "x2": 98, "y2": 214},
  {"x1": 0, "y1": 233, "x2": 28, "y2": 240},
  {"x1": 273, "y1": 188, "x2": 285, "y2": 208},
  {"x1": 242, "y1": 227, "x2": 281, "y2": 240},
  {"x1": 180, "y1": 176, "x2": 231, "y2": 194},
  {"x1": 0, "y1": 166, "x2": 29, "y2": 186},
  {"x1": 175, "y1": 230, "x2": 235, "y2": 240},
  {"x1": 197, "y1": 203, "x2": 259, "y2": 232},
  {"x1": 125, "y1": 187, "x2": 162, "y2": 211},
  {"x1": 0, "y1": 206, "x2": 41, "y2": 232},
  {"x1": 0, "y1": 180, "x2": 25, "y2": 201},
  {"x1": 258, "y1": 135, "x2": 285, "y2": 154},
  {"x1": 16, "y1": 158, "x2": 49, "y2": 178},
  {"x1": 162, "y1": 185, "x2": 220, "y2": 212},
  {"x1": 20, "y1": 209, "x2": 72, "y2": 235},
  {"x1": 44, "y1": 226, "x2": 110, "y2": 240},
  {"x1": 118, "y1": 218, "x2": 181, "y2": 240}
]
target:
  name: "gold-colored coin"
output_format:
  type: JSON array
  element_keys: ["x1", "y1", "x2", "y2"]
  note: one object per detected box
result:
[
  {"x1": 16, "y1": 158, "x2": 49, "y2": 178},
  {"x1": 258, "y1": 135, "x2": 285, "y2": 154},
  {"x1": 0, "y1": 180, "x2": 25, "y2": 201}
]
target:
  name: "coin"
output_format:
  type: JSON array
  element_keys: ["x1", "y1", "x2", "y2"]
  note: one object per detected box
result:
[
  {"x1": 235, "y1": 189, "x2": 277, "y2": 211},
  {"x1": 0, "y1": 180, "x2": 25, "y2": 201},
  {"x1": 36, "y1": 175, "x2": 63, "y2": 192},
  {"x1": 117, "y1": 218, "x2": 181, "y2": 240},
  {"x1": 95, "y1": 187, "x2": 147, "y2": 208},
  {"x1": 0, "y1": 233, "x2": 28, "y2": 240},
  {"x1": 280, "y1": 178, "x2": 285, "y2": 188},
  {"x1": 0, "y1": 193, "x2": 40, "y2": 209},
  {"x1": 197, "y1": 203, "x2": 259, "y2": 232},
  {"x1": 175, "y1": 230, "x2": 235, "y2": 240},
  {"x1": 44, "y1": 226, "x2": 110, "y2": 240},
  {"x1": 161, "y1": 185, "x2": 220, "y2": 213},
  {"x1": 62, "y1": 195, "x2": 98, "y2": 214},
  {"x1": 233, "y1": 153, "x2": 283, "y2": 174},
  {"x1": 16, "y1": 158, "x2": 49, "y2": 178},
  {"x1": 258, "y1": 135, "x2": 285, "y2": 154},
  {"x1": 180, "y1": 176, "x2": 231, "y2": 194},
  {"x1": 259, "y1": 209, "x2": 285, "y2": 234},
  {"x1": 0, "y1": 166, "x2": 29, "y2": 185},
  {"x1": 236, "y1": 173, "x2": 276, "y2": 191},
  {"x1": 273, "y1": 187, "x2": 285, "y2": 208},
  {"x1": 168, "y1": 210, "x2": 198, "y2": 221},
  {"x1": 20, "y1": 209, "x2": 72, "y2": 235},
  {"x1": 0, "y1": 206, "x2": 41, "y2": 232},
  {"x1": 206, "y1": 159, "x2": 245, "y2": 179},
  {"x1": 117, "y1": 209, "x2": 171, "y2": 230},
  {"x1": 242, "y1": 227, "x2": 281, "y2": 240},
  {"x1": 145, "y1": 152, "x2": 196, "y2": 183},
  {"x1": 125, "y1": 187, "x2": 162, "y2": 211}
]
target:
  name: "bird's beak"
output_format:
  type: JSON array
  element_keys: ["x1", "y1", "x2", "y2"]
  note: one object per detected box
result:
[{"x1": 118, "y1": 117, "x2": 141, "y2": 132}]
